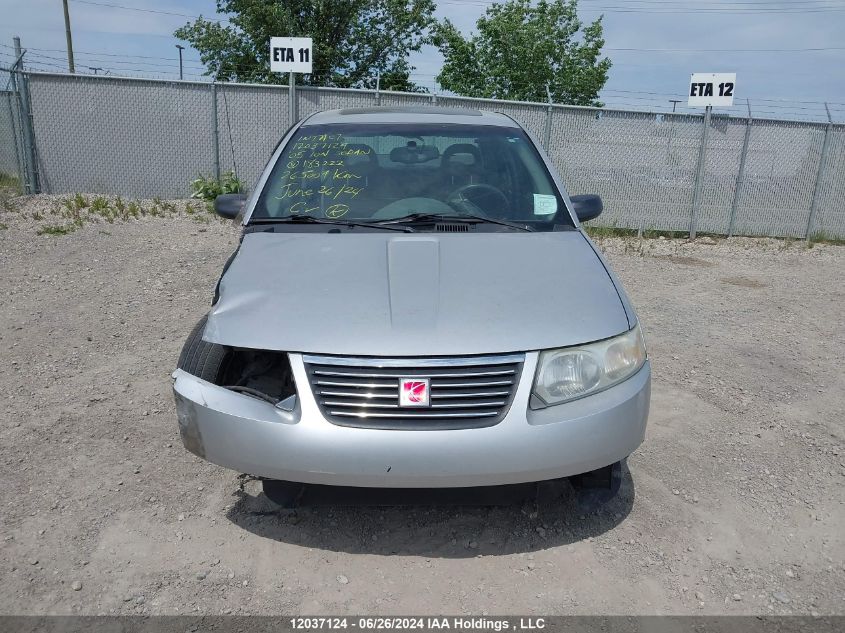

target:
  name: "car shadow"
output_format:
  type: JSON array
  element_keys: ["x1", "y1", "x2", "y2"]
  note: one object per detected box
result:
[{"x1": 224, "y1": 463, "x2": 635, "y2": 558}]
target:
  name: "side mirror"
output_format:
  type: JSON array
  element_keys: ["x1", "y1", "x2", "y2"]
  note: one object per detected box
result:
[
  {"x1": 213, "y1": 193, "x2": 247, "y2": 220},
  {"x1": 570, "y1": 194, "x2": 603, "y2": 223}
]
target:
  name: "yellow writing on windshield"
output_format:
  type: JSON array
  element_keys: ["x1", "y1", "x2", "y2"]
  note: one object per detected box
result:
[
  {"x1": 318, "y1": 184, "x2": 363, "y2": 200},
  {"x1": 276, "y1": 134, "x2": 372, "y2": 217},
  {"x1": 325, "y1": 204, "x2": 349, "y2": 218}
]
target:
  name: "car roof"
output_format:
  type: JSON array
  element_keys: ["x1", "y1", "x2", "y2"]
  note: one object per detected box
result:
[{"x1": 301, "y1": 106, "x2": 521, "y2": 128}]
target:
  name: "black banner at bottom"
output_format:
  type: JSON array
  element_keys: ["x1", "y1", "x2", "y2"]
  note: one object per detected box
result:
[{"x1": 0, "y1": 617, "x2": 840, "y2": 633}]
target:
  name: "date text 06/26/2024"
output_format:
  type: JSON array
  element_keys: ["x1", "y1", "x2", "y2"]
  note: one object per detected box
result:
[{"x1": 289, "y1": 617, "x2": 547, "y2": 631}]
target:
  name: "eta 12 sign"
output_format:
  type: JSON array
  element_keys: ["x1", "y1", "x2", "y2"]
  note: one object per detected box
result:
[
  {"x1": 688, "y1": 72, "x2": 736, "y2": 107},
  {"x1": 270, "y1": 37, "x2": 313, "y2": 74}
]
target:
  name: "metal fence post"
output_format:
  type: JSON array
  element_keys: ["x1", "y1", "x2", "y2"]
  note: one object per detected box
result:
[
  {"x1": 543, "y1": 84, "x2": 553, "y2": 149},
  {"x1": 211, "y1": 82, "x2": 220, "y2": 181},
  {"x1": 374, "y1": 71, "x2": 381, "y2": 106},
  {"x1": 806, "y1": 103, "x2": 833, "y2": 240},
  {"x1": 690, "y1": 105, "x2": 712, "y2": 239},
  {"x1": 728, "y1": 99, "x2": 752, "y2": 237},
  {"x1": 288, "y1": 71, "x2": 297, "y2": 127},
  {"x1": 6, "y1": 77, "x2": 25, "y2": 192},
  {"x1": 12, "y1": 36, "x2": 39, "y2": 194},
  {"x1": 19, "y1": 72, "x2": 39, "y2": 193}
]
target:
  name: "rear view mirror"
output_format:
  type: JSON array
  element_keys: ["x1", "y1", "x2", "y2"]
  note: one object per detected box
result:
[
  {"x1": 214, "y1": 193, "x2": 247, "y2": 220},
  {"x1": 389, "y1": 144, "x2": 440, "y2": 164},
  {"x1": 570, "y1": 194, "x2": 603, "y2": 222}
]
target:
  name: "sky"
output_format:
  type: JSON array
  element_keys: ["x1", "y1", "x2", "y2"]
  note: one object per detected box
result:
[{"x1": 1, "y1": 0, "x2": 843, "y2": 122}]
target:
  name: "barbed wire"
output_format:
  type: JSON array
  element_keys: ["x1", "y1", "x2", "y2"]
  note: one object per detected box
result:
[
  {"x1": 441, "y1": 0, "x2": 845, "y2": 13},
  {"x1": 68, "y1": 0, "x2": 845, "y2": 17}
]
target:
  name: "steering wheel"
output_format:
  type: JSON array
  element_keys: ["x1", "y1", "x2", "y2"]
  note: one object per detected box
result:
[{"x1": 447, "y1": 183, "x2": 511, "y2": 218}]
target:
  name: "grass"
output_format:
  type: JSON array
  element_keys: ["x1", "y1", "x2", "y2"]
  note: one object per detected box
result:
[
  {"x1": 584, "y1": 224, "x2": 686, "y2": 241},
  {"x1": 0, "y1": 222, "x2": 8, "y2": 230},
  {"x1": 0, "y1": 172, "x2": 21, "y2": 192},
  {"x1": 37, "y1": 223, "x2": 79, "y2": 236},
  {"x1": 31, "y1": 193, "x2": 220, "y2": 236},
  {"x1": 583, "y1": 223, "x2": 845, "y2": 250},
  {"x1": 584, "y1": 225, "x2": 639, "y2": 239},
  {"x1": 15, "y1": 193, "x2": 845, "y2": 244},
  {"x1": 89, "y1": 195, "x2": 109, "y2": 212},
  {"x1": 808, "y1": 231, "x2": 845, "y2": 247},
  {"x1": 1, "y1": 192, "x2": 16, "y2": 212},
  {"x1": 190, "y1": 171, "x2": 243, "y2": 201}
]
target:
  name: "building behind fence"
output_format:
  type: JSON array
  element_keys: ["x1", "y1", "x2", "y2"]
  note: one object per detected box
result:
[{"x1": 1, "y1": 71, "x2": 844, "y2": 239}]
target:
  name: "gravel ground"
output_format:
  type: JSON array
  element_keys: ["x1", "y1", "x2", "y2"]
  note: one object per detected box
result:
[{"x1": 0, "y1": 194, "x2": 843, "y2": 616}]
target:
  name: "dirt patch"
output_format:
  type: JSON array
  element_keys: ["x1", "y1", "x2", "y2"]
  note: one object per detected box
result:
[
  {"x1": 654, "y1": 254, "x2": 716, "y2": 268},
  {"x1": 721, "y1": 276, "x2": 767, "y2": 289},
  {"x1": 1, "y1": 196, "x2": 843, "y2": 616}
]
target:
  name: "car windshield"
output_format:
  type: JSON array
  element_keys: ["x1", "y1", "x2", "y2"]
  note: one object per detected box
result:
[{"x1": 252, "y1": 123, "x2": 572, "y2": 230}]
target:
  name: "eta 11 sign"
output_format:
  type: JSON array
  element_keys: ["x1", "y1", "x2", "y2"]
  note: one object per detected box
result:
[
  {"x1": 270, "y1": 37, "x2": 313, "y2": 74},
  {"x1": 688, "y1": 72, "x2": 736, "y2": 107}
]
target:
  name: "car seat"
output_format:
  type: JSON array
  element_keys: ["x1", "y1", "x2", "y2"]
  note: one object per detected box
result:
[{"x1": 441, "y1": 143, "x2": 485, "y2": 190}]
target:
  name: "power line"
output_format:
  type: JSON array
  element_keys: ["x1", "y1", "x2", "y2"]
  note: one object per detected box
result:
[
  {"x1": 0, "y1": 44, "x2": 203, "y2": 64},
  {"x1": 606, "y1": 46, "x2": 845, "y2": 52},
  {"x1": 68, "y1": 0, "x2": 226, "y2": 22},
  {"x1": 439, "y1": 0, "x2": 845, "y2": 12},
  {"x1": 529, "y1": 0, "x2": 845, "y2": 4},
  {"x1": 17, "y1": 41, "x2": 845, "y2": 60},
  {"x1": 68, "y1": 0, "x2": 845, "y2": 17}
]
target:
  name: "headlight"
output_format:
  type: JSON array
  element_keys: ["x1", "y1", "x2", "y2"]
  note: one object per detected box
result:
[{"x1": 531, "y1": 324, "x2": 647, "y2": 408}]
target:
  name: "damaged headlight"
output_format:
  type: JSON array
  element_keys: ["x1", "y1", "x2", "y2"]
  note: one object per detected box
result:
[{"x1": 531, "y1": 324, "x2": 647, "y2": 408}]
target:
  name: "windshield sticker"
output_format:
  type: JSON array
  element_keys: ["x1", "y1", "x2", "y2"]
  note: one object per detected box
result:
[{"x1": 533, "y1": 194, "x2": 557, "y2": 216}]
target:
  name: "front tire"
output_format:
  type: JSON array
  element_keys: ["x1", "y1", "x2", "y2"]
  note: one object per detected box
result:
[
  {"x1": 176, "y1": 314, "x2": 229, "y2": 383},
  {"x1": 262, "y1": 479, "x2": 306, "y2": 509},
  {"x1": 569, "y1": 460, "x2": 624, "y2": 508}
]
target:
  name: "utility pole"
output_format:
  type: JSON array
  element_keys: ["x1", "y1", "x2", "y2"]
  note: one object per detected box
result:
[
  {"x1": 62, "y1": 0, "x2": 75, "y2": 73},
  {"x1": 175, "y1": 44, "x2": 185, "y2": 80},
  {"x1": 669, "y1": 99, "x2": 682, "y2": 112}
]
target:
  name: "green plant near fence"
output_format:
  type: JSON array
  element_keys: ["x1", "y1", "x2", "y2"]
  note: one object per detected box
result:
[
  {"x1": 25, "y1": 194, "x2": 214, "y2": 236},
  {"x1": 190, "y1": 171, "x2": 243, "y2": 201},
  {"x1": 0, "y1": 172, "x2": 21, "y2": 192}
]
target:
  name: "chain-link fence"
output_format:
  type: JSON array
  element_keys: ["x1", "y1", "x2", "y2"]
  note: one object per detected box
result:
[
  {"x1": 1, "y1": 70, "x2": 844, "y2": 238},
  {"x1": 0, "y1": 88, "x2": 24, "y2": 190},
  {"x1": 1, "y1": 67, "x2": 37, "y2": 195}
]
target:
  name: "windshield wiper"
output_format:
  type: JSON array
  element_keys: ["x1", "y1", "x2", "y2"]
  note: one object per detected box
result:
[
  {"x1": 251, "y1": 214, "x2": 415, "y2": 232},
  {"x1": 373, "y1": 212, "x2": 534, "y2": 232}
]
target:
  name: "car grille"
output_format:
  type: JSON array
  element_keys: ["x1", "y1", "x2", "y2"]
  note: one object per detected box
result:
[{"x1": 302, "y1": 354, "x2": 524, "y2": 430}]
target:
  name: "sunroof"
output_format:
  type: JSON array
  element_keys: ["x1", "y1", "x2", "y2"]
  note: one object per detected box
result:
[{"x1": 337, "y1": 106, "x2": 483, "y2": 116}]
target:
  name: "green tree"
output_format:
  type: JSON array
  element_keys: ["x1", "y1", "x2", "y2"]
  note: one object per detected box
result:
[
  {"x1": 432, "y1": 0, "x2": 610, "y2": 106},
  {"x1": 175, "y1": 0, "x2": 435, "y2": 91}
]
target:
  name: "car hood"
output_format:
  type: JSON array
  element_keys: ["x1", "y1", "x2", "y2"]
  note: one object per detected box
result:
[{"x1": 204, "y1": 230, "x2": 630, "y2": 356}]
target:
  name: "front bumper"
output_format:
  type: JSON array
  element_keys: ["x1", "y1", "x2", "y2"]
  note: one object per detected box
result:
[{"x1": 172, "y1": 353, "x2": 650, "y2": 488}]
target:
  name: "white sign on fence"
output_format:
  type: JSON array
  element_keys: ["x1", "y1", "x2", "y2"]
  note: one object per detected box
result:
[
  {"x1": 688, "y1": 73, "x2": 736, "y2": 107},
  {"x1": 270, "y1": 37, "x2": 313, "y2": 74}
]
